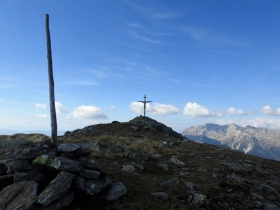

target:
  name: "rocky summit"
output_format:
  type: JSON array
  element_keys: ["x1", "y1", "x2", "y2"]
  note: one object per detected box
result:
[{"x1": 0, "y1": 116, "x2": 280, "y2": 209}]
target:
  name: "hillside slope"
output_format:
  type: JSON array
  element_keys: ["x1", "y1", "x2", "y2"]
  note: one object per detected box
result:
[{"x1": 1, "y1": 117, "x2": 280, "y2": 209}]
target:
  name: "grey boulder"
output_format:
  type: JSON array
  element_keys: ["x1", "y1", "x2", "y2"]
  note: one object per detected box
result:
[
  {"x1": 85, "y1": 178, "x2": 112, "y2": 195},
  {"x1": 32, "y1": 155, "x2": 83, "y2": 172},
  {"x1": 97, "y1": 182, "x2": 127, "y2": 201},
  {"x1": 37, "y1": 171, "x2": 76, "y2": 206},
  {"x1": 80, "y1": 169, "x2": 100, "y2": 179},
  {"x1": 76, "y1": 156, "x2": 101, "y2": 170},
  {"x1": 58, "y1": 142, "x2": 81, "y2": 153},
  {"x1": 74, "y1": 176, "x2": 85, "y2": 191},
  {"x1": 0, "y1": 181, "x2": 38, "y2": 210}
]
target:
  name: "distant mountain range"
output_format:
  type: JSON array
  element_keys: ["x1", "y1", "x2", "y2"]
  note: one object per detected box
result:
[
  {"x1": 181, "y1": 123, "x2": 280, "y2": 161},
  {"x1": 0, "y1": 129, "x2": 65, "y2": 136}
]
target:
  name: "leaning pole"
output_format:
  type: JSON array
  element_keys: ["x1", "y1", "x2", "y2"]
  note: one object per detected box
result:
[{"x1": 45, "y1": 14, "x2": 58, "y2": 149}]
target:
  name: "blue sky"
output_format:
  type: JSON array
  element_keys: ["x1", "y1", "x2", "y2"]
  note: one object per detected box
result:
[{"x1": 1, "y1": 0, "x2": 280, "y2": 133}]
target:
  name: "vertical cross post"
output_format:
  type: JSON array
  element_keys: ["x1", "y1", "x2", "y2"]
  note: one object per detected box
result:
[
  {"x1": 138, "y1": 94, "x2": 152, "y2": 117},
  {"x1": 46, "y1": 14, "x2": 58, "y2": 149}
]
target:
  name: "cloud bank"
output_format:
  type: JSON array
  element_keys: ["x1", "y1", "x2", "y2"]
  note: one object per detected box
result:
[
  {"x1": 183, "y1": 102, "x2": 223, "y2": 118},
  {"x1": 72, "y1": 106, "x2": 106, "y2": 119},
  {"x1": 261, "y1": 105, "x2": 280, "y2": 116},
  {"x1": 55, "y1": 102, "x2": 69, "y2": 114},
  {"x1": 130, "y1": 102, "x2": 180, "y2": 115},
  {"x1": 227, "y1": 107, "x2": 248, "y2": 116},
  {"x1": 35, "y1": 103, "x2": 46, "y2": 109},
  {"x1": 36, "y1": 114, "x2": 47, "y2": 118}
]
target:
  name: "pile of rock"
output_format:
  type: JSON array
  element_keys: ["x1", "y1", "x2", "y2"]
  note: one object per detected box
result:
[
  {"x1": 0, "y1": 138, "x2": 126, "y2": 209},
  {"x1": 129, "y1": 116, "x2": 185, "y2": 140}
]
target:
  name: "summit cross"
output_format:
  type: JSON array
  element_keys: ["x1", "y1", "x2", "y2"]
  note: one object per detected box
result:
[{"x1": 138, "y1": 94, "x2": 152, "y2": 117}]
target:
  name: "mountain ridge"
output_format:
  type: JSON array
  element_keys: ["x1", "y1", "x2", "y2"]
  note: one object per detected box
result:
[{"x1": 181, "y1": 123, "x2": 280, "y2": 161}]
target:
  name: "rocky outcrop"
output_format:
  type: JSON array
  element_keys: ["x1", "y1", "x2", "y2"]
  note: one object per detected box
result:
[
  {"x1": 129, "y1": 116, "x2": 185, "y2": 140},
  {"x1": 0, "y1": 139, "x2": 127, "y2": 209}
]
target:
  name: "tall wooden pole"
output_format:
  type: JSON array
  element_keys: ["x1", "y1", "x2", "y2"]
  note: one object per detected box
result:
[{"x1": 45, "y1": 14, "x2": 58, "y2": 149}]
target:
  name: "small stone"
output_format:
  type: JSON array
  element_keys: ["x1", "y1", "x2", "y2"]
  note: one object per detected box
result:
[
  {"x1": 88, "y1": 140, "x2": 101, "y2": 151},
  {"x1": 169, "y1": 156, "x2": 185, "y2": 165},
  {"x1": 192, "y1": 193, "x2": 208, "y2": 205},
  {"x1": 110, "y1": 144, "x2": 124, "y2": 154},
  {"x1": 211, "y1": 173, "x2": 217, "y2": 178},
  {"x1": 158, "y1": 162, "x2": 168, "y2": 171},
  {"x1": 179, "y1": 171, "x2": 190, "y2": 176},
  {"x1": 187, "y1": 195, "x2": 193, "y2": 202},
  {"x1": 198, "y1": 166, "x2": 208, "y2": 172},
  {"x1": 131, "y1": 162, "x2": 145, "y2": 170},
  {"x1": 122, "y1": 165, "x2": 135, "y2": 173},
  {"x1": 186, "y1": 182, "x2": 195, "y2": 192},
  {"x1": 151, "y1": 154, "x2": 162, "y2": 158},
  {"x1": 161, "y1": 177, "x2": 179, "y2": 188},
  {"x1": 151, "y1": 192, "x2": 169, "y2": 200}
]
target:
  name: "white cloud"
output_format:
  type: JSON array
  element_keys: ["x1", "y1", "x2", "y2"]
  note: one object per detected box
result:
[
  {"x1": 109, "y1": 106, "x2": 115, "y2": 110},
  {"x1": 227, "y1": 107, "x2": 248, "y2": 116},
  {"x1": 72, "y1": 106, "x2": 106, "y2": 119},
  {"x1": 36, "y1": 114, "x2": 47, "y2": 118},
  {"x1": 35, "y1": 103, "x2": 46, "y2": 109},
  {"x1": 55, "y1": 102, "x2": 69, "y2": 114},
  {"x1": 183, "y1": 102, "x2": 224, "y2": 118},
  {"x1": 216, "y1": 118, "x2": 280, "y2": 130},
  {"x1": 130, "y1": 102, "x2": 180, "y2": 116},
  {"x1": 261, "y1": 105, "x2": 280, "y2": 116}
]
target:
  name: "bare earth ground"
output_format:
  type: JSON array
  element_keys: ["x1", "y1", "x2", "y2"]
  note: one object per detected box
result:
[{"x1": 1, "y1": 121, "x2": 280, "y2": 210}]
